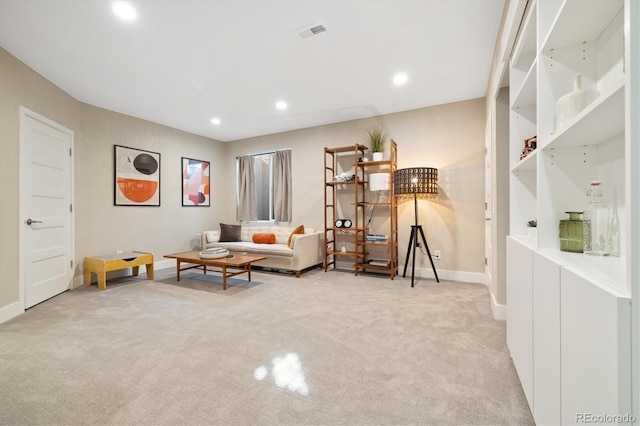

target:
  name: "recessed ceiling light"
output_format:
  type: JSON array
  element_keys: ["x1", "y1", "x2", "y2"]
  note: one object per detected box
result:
[
  {"x1": 393, "y1": 73, "x2": 408, "y2": 86},
  {"x1": 112, "y1": 1, "x2": 137, "y2": 21},
  {"x1": 211, "y1": 118, "x2": 221, "y2": 125},
  {"x1": 275, "y1": 101, "x2": 288, "y2": 111}
]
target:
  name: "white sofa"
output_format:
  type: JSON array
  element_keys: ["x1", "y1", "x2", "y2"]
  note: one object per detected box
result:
[{"x1": 200, "y1": 225, "x2": 322, "y2": 277}]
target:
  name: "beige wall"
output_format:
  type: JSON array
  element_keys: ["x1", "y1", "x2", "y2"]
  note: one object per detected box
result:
[
  {"x1": 225, "y1": 98, "x2": 487, "y2": 277},
  {"x1": 0, "y1": 48, "x2": 226, "y2": 315},
  {"x1": 1, "y1": 46, "x2": 486, "y2": 317}
]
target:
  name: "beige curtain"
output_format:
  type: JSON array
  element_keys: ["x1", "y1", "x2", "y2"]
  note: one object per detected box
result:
[
  {"x1": 237, "y1": 155, "x2": 257, "y2": 221},
  {"x1": 273, "y1": 149, "x2": 292, "y2": 222}
]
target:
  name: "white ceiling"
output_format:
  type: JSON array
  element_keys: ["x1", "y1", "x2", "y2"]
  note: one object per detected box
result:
[{"x1": 0, "y1": 0, "x2": 504, "y2": 142}]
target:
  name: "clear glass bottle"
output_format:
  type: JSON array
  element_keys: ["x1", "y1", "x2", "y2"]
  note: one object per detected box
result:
[
  {"x1": 610, "y1": 187, "x2": 620, "y2": 257},
  {"x1": 583, "y1": 181, "x2": 611, "y2": 256}
]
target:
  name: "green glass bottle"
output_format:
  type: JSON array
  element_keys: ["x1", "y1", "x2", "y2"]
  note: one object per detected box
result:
[{"x1": 559, "y1": 211, "x2": 584, "y2": 253}]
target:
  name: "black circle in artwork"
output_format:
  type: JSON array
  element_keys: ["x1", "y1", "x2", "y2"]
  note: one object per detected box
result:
[{"x1": 133, "y1": 154, "x2": 158, "y2": 175}]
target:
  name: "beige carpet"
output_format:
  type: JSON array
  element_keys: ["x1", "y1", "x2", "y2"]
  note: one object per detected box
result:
[{"x1": 0, "y1": 267, "x2": 533, "y2": 425}]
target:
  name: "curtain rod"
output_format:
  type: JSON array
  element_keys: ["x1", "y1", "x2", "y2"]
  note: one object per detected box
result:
[{"x1": 236, "y1": 148, "x2": 290, "y2": 159}]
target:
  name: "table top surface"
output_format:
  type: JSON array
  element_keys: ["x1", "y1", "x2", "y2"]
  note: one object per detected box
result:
[
  {"x1": 164, "y1": 251, "x2": 266, "y2": 266},
  {"x1": 85, "y1": 251, "x2": 153, "y2": 261}
]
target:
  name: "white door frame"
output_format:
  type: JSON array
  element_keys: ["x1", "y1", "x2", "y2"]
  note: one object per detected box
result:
[{"x1": 19, "y1": 106, "x2": 75, "y2": 311}]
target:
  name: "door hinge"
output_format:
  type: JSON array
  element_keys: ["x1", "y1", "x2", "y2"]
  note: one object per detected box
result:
[
  {"x1": 484, "y1": 257, "x2": 488, "y2": 266},
  {"x1": 70, "y1": 260, "x2": 73, "y2": 269},
  {"x1": 69, "y1": 148, "x2": 72, "y2": 157},
  {"x1": 70, "y1": 204, "x2": 73, "y2": 212}
]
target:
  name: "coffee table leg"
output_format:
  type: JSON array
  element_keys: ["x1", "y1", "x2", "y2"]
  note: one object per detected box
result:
[
  {"x1": 222, "y1": 265, "x2": 227, "y2": 290},
  {"x1": 176, "y1": 260, "x2": 181, "y2": 281},
  {"x1": 247, "y1": 264, "x2": 251, "y2": 281}
]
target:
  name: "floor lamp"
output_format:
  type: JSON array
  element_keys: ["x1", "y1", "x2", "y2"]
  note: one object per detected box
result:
[{"x1": 394, "y1": 167, "x2": 440, "y2": 287}]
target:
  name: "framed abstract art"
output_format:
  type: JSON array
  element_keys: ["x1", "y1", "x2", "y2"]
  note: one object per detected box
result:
[
  {"x1": 181, "y1": 157, "x2": 210, "y2": 207},
  {"x1": 114, "y1": 145, "x2": 161, "y2": 206}
]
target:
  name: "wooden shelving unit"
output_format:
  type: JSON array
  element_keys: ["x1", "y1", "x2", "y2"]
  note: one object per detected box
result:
[{"x1": 323, "y1": 141, "x2": 398, "y2": 278}]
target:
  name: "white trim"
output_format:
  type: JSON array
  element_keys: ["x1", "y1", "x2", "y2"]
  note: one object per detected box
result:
[
  {"x1": 0, "y1": 301, "x2": 24, "y2": 324},
  {"x1": 490, "y1": 291, "x2": 507, "y2": 321},
  {"x1": 412, "y1": 267, "x2": 485, "y2": 284},
  {"x1": 154, "y1": 259, "x2": 176, "y2": 271}
]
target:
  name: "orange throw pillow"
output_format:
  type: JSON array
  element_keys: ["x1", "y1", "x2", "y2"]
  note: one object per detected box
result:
[
  {"x1": 252, "y1": 233, "x2": 276, "y2": 244},
  {"x1": 287, "y1": 225, "x2": 305, "y2": 247}
]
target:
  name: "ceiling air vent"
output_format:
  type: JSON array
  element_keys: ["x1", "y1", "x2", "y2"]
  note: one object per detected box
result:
[{"x1": 297, "y1": 24, "x2": 326, "y2": 40}]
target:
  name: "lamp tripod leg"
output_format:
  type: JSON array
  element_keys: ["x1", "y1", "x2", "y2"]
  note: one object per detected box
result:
[
  {"x1": 402, "y1": 226, "x2": 416, "y2": 279},
  {"x1": 417, "y1": 225, "x2": 440, "y2": 283}
]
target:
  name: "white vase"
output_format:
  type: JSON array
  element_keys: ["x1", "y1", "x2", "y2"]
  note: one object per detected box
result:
[
  {"x1": 556, "y1": 75, "x2": 599, "y2": 132},
  {"x1": 372, "y1": 152, "x2": 383, "y2": 161}
]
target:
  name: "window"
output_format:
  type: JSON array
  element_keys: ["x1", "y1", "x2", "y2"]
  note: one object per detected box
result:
[
  {"x1": 237, "y1": 149, "x2": 291, "y2": 222},
  {"x1": 252, "y1": 153, "x2": 273, "y2": 221}
]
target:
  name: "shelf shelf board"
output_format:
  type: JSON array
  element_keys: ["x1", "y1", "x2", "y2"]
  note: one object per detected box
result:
[
  {"x1": 325, "y1": 144, "x2": 367, "y2": 154},
  {"x1": 511, "y1": 150, "x2": 538, "y2": 173},
  {"x1": 329, "y1": 251, "x2": 366, "y2": 257},
  {"x1": 326, "y1": 180, "x2": 364, "y2": 186},
  {"x1": 543, "y1": 82, "x2": 624, "y2": 150},
  {"x1": 511, "y1": 0, "x2": 537, "y2": 72},
  {"x1": 541, "y1": 0, "x2": 623, "y2": 52},
  {"x1": 538, "y1": 248, "x2": 628, "y2": 298},
  {"x1": 511, "y1": 58, "x2": 538, "y2": 110}
]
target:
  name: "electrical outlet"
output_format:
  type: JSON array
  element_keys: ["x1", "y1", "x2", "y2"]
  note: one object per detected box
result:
[{"x1": 433, "y1": 250, "x2": 441, "y2": 260}]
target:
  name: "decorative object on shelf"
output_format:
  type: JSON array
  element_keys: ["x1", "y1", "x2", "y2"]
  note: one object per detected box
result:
[
  {"x1": 114, "y1": 145, "x2": 161, "y2": 206},
  {"x1": 556, "y1": 74, "x2": 600, "y2": 132},
  {"x1": 334, "y1": 219, "x2": 352, "y2": 228},
  {"x1": 393, "y1": 167, "x2": 439, "y2": 287},
  {"x1": 333, "y1": 170, "x2": 356, "y2": 182},
  {"x1": 519, "y1": 135, "x2": 537, "y2": 161},
  {"x1": 181, "y1": 157, "x2": 210, "y2": 207},
  {"x1": 369, "y1": 172, "x2": 390, "y2": 204},
  {"x1": 559, "y1": 212, "x2": 584, "y2": 253},
  {"x1": 365, "y1": 126, "x2": 388, "y2": 161},
  {"x1": 526, "y1": 218, "x2": 537, "y2": 239},
  {"x1": 199, "y1": 248, "x2": 229, "y2": 259},
  {"x1": 583, "y1": 181, "x2": 611, "y2": 256}
]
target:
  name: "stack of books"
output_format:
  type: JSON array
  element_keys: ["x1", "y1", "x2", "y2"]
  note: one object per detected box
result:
[
  {"x1": 365, "y1": 234, "x2": 388, "y2": 243},
  {"x1": 367, "y1": 259, "x2": 390, "y2": 267}
]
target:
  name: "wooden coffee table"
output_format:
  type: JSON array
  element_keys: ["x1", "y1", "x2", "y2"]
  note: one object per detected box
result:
[{"x1": 163, "y1": 251, "x2": 266, "y2": 290}]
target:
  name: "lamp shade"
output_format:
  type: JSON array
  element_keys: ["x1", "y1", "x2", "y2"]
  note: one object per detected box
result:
[{"x1": 394, "y1": 167, "x2": 438, "y2": 197}]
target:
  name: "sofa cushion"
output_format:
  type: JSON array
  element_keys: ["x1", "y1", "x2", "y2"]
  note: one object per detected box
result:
[
  {"x1": 205, "y1": 230, "x2": 220, "y2": 243},
  {"x1": 287, "y1": 225, "x2": 305, "y2": 248},
  {"x1": 219, "y1": 223, "x2": 241, "y2": 242},
  {"x1": 252, "y1": 233, "x2": 276, "y2": 244},
  {"x1": 270, "y1": 225, "x2": 294, "y2": 244}
]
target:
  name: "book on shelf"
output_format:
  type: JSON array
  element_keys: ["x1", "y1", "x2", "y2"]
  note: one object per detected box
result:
[
  {"x1": 367, "y1": 259, "x2": 390, "y2": 267},
  {"x1": 366, "y1": 234, "x2": 388, "y2": 242}
]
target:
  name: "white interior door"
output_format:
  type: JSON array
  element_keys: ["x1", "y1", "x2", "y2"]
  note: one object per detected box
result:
[{"x1": 20, "y1": 107, "x2": 74, "y2": 308}]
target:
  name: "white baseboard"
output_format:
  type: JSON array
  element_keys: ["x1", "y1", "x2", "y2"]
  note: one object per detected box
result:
[
  {"x1": 490, "y1": 292, "x2": 506, "y2": 320},
  {"x1": 154, "y1": 259, "x2": 175, "y2": 271},
  {"x1": 0, "y1": 301, "x2": 23, "y2": 324},
  {"x1": 413, "y1": 266, "x2": 486, "y2": 284}
]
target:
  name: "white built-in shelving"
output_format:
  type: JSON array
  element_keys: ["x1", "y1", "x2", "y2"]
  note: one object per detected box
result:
[{"x1": 507, "y1": 0, "x2": 636, "y2": 424}]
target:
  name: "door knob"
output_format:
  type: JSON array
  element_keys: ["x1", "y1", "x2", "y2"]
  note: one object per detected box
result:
[{"x1": 26, "y1": 219, "x2": 42, "y2": 225}]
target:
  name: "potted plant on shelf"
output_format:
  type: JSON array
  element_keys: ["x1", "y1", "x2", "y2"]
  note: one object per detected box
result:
[
  {"x1": 526, "y1": 219, "x2": 537, "y2": 239},
  {"x1": 366, "y1": 126, "x2": 388, "y2": 161}
]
